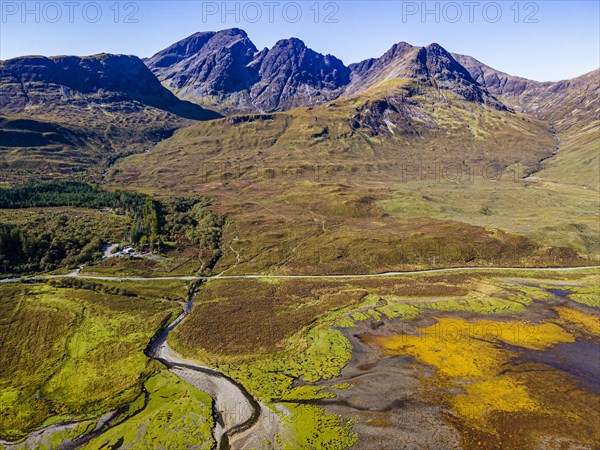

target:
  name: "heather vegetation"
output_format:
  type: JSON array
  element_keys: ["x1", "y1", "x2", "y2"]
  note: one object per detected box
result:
[
  {"x1": 379, "y1": 177, "x2": 600, "y2": 258},
  {"x1": 81, "y1": 371, "x2": 215, "y2": 450}
]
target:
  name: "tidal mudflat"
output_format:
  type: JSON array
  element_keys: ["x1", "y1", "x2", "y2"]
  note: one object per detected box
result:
[{"x1": 310, "y1": 293, "x2": 600, "y2": 449}]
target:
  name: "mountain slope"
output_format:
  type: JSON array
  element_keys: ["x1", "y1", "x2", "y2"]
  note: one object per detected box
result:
[
  {"x1": 455, "y1": 54, "x2": 599, "y2": 187},
  {"x1": 112, "y1": 37, "x2": 563, "y2": 193},
  {"x1": 108, "y1": 73, "x2": 555, "y2": 193},
  {"x1": 0, "y1": 53, "x2": 220, "y2": 183},
  {"x1": 454, "y1": 54, "x2": 599, "y2": 131}
]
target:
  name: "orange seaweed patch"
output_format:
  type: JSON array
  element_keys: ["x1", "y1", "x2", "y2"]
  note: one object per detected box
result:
[
  {"x1": 364, "y1": 309, "x2": 600, "y2": 448},
  {"x1": 554, "y1": 306, "x2": 600, "y2": 335}
]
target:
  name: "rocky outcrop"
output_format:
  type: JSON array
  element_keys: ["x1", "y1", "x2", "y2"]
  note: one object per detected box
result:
[
  {"x1": 145, "y1": 28, "x2": 259, "y2": 97},
  {"x1": 348, "y1": 42, "x2": 503, "y2": 108}
]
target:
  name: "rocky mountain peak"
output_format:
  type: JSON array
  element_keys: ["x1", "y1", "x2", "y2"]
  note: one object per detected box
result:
[
  {"x1": 257, "y1": 37, "x2": 350, "y2": 87},
  {"x1": 347, "y1": 40, "x2": 496, "y2": 106},
  {"x1": 422, "y1": 43, "x2": 478, "y2": 84},
  {"x1": 385, "y1": 41, "x2": 415, "y2": 59},
  {"x1": 145, "y1": 28, "x2": 258, "y2": 96},
  {"x1": 146, "y1": 31, "x2": 351, "y2": 114},
  {"x1": 248, "y1": 37, "x2": 350, "y2": 111}
]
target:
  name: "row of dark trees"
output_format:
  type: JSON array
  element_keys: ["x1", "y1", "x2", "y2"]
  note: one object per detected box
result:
[
  {"x1": 0, "y1": 181, "x2": 160, "y2": 244},
  {"x1": 0, "y1": 219, "x2": 106, "y2": 273},
  {"x1": 0, "y1": 182, "x2": 226, "y2": 274}
]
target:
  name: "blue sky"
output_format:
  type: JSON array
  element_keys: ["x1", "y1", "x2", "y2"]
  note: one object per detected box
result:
[{"x1": 1, "y1": 1, "x2": 598, "y2": 81}]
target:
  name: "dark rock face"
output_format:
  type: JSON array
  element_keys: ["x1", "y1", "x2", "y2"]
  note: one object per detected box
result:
[
  {"x1": 453, "y1": 53, "x2": 536, "y2": 102},
  {"x1": 146, "y1": 28, "x2": 259, "y2": 96},
  {"x1": 420, "y1": 43, "x2": 485, "y2": 103},
  {"x1": 146, "y1": 30, "x2": 351, "y2": 114},
  {"x1": 349, "y1": 96, "x2": 422, "y2": 137},
  {"x1": 423, "y1": 43, "x2": 477, "y2": 82},
  {"x1": 0, "y1": 53, "x2": 220, "y2": 120},
  {"x1": 250, "y1": 38, "x2": 351, "y2": 112},
  {"x1": 347, "y1": 58, "x2": 376, "y2": 80}
]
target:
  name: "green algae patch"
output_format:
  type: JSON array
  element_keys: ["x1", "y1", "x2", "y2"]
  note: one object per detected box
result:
[
  {"x1": 377, "y1": 302, "x2": 421, "y2": 320},
  {"x1": 0, "y1": 283, "x2": 180, "y2": 441},
  {"x1": 568, "y1": 284, "x2": 600, "y2": 307},
  {"x1": 282, "y1": 404, "x2": 358, "y2": 450},
  {"x1": 427, "y1": 297, "x2": 527, "y2": 315},
  {"x1": 221, "y1": 327, "x2": 353, "y2": 401},
  {"x1": 23, "y1": 419, "x2": 99, "y2": 450},
  {"x1": 83, "y1": 371, "x2": 215, "y2": 450},
  {"x1": 218, "y1": 326, "x2": 356, "y2": 449},
  {"x1": 334, "y1": 315, "x2": 357, "y2": 328}
]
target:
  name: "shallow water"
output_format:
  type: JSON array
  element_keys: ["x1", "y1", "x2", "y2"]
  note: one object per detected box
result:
[
  {"x1": 511, "y1": 338, "x2": 600, "y2": 395},
  {"x1": 549, "y1": 288, "x2": 572, "y2": 297}
]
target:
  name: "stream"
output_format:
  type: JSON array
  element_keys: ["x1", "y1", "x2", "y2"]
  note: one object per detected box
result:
[
  {"x1": 1, "y1": 281, "x2": 274, "y2": 450},
  {"x1": 144, "y1": 280, "x2": 265, "y2": 450}
]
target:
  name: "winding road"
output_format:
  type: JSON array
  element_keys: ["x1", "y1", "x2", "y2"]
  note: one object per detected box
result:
[{"x1": 2, "y1": 264, "x2": 598, "y2": 285}]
